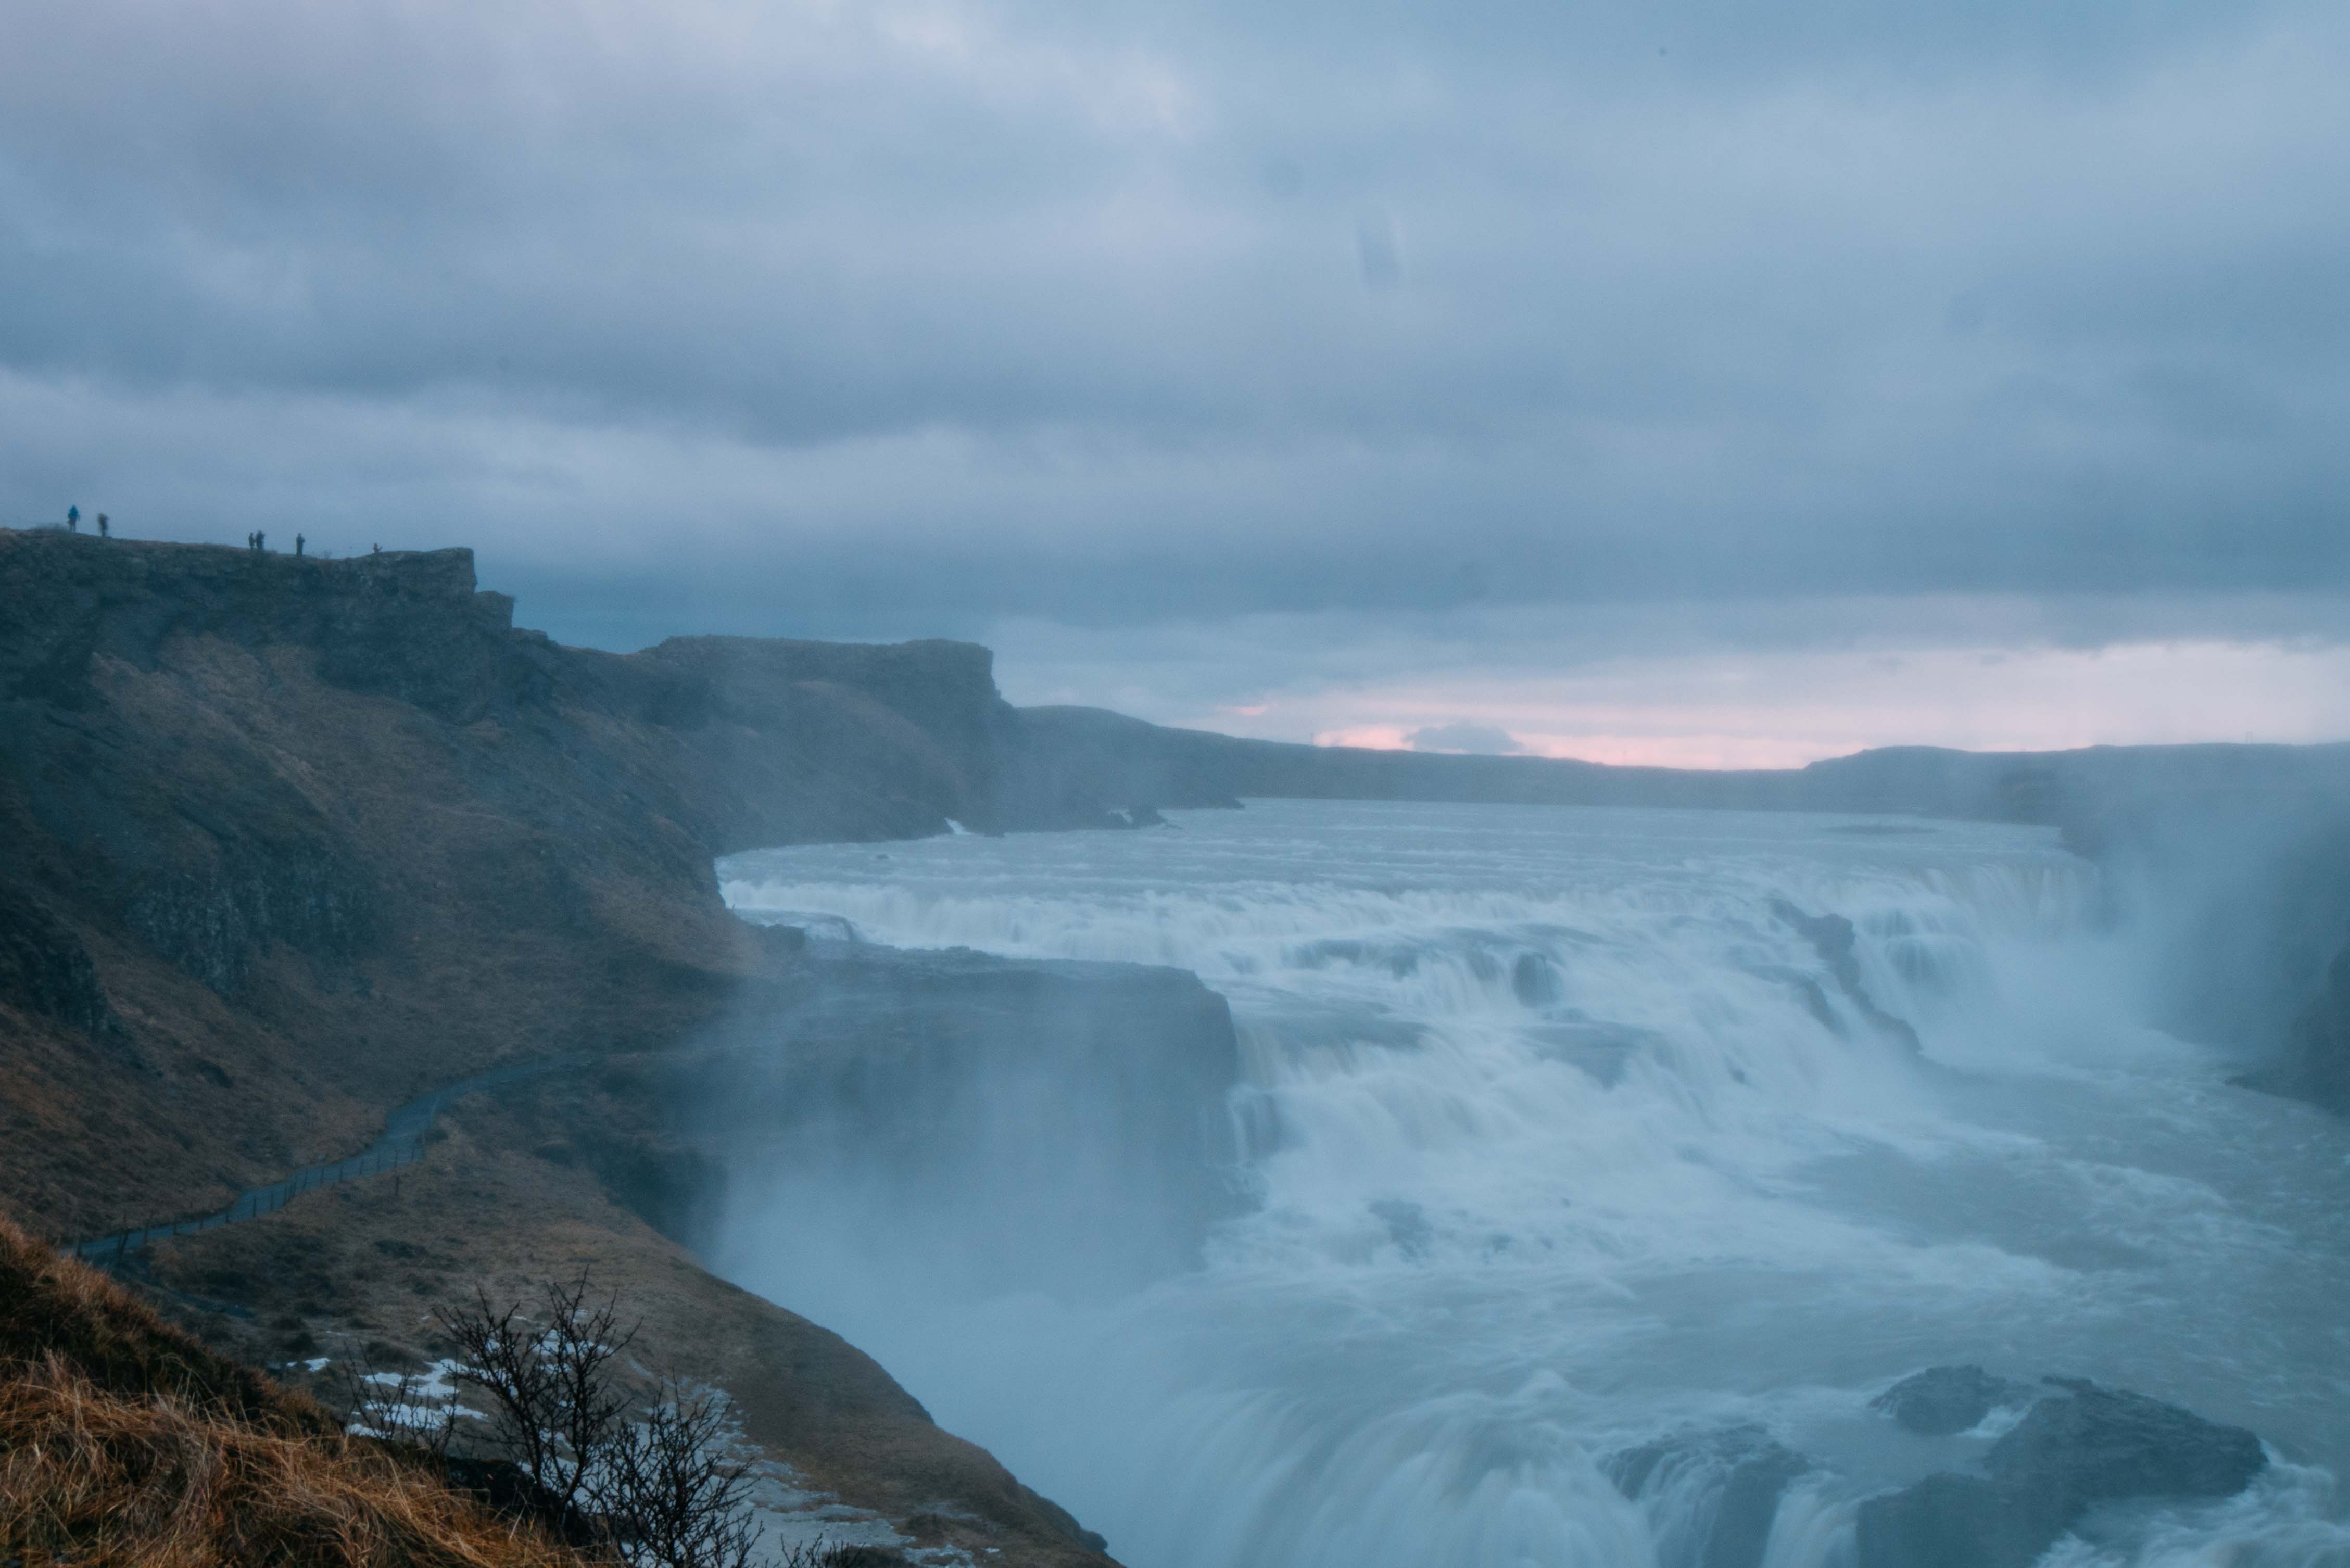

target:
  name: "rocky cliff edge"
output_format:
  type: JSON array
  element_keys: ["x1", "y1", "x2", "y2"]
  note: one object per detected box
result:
[{"x1": 0, "y1": 528, "x2": 1242, "y2": 1565}]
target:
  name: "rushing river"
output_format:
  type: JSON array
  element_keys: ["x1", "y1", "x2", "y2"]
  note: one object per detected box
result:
[{"x1": 717, "y1": 800, "x2": 2350, "y2": 1568}]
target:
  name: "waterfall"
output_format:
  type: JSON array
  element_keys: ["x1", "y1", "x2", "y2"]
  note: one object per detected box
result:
[{"x1": 715, "y1": 801, "x2": 2350, "y2": 1568}]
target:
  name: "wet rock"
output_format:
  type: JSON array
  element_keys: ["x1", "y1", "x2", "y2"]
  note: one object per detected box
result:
[
  {"x1": 1983, "y1": 1378, "x2": 2266, "y2": 1503},
  {"x1": 1855, "y1": 1379, "x2": 2268, "y2": 1568},
  {"x1": 1607, "y1": 1424, "x2": 1810, "y2": 1568},
  {"x1": 1854, "y1": 1471, "x2": 2070, "y2": 1568},
  {"x1": 1872, "y1": 1365, "x2": 2031, "y2": 1436},
  {"x1": 1768, "y1": 899, "x2": 1921, "y2": 1051},
  {"x1": 1511, "y1": 951, "x2": 1563, "y2": 1007},
  {"x1": 2240, "y1": 940, "x2": 2350, "y2": 1114}
]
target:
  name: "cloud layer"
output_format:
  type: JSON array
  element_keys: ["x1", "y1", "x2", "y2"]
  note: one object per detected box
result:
[{"x1": 6, "y1": 0, "x2": 2345, "y2": 757}]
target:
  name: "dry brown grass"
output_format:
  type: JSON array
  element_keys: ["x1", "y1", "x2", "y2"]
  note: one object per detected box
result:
[
  {"x1": 0, "y1": 1352, "x2": 584, "y2": 1568},
  {"x1": 0, "y1": 1213, "x2": 587, "y2": 1568},
  {"x1": 0, "y1": 1214, "x2": 318, "y2": 1434}
]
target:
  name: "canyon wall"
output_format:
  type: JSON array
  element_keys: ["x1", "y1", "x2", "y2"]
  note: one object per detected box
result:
[{"x1": 0, "y1": 528, "x2": 1242, "y2": 1564}]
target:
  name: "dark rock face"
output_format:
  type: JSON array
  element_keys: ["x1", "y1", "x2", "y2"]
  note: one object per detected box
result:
[
  {"x1": 1983, "y1": 1379, "x2": 2267, "y2": 1503},
  {"x1": 1607, "y1": 1425, "x2": 1810, "y2": 1568},
  {"x1": 0, "y1": 888, "x2": 110, "y2": 1035},
  {"x1": 681, "y1": 940, "x2": 1246, "y2": 1295},
  {"x1": 1856, "y1": 1379, "x2": 2268, "y2": 1568},
  {"x1": 0, "y1": 527, "x2": 1225, "y2": 1244},
  {"x1": 1872, "y1": 1365, "x2": 2031, "y2": 1437},
  {"x1": 1768, "y1": 899, "x2": 1921, "y2": 1051},
  {"x1": 2065, "y1": 795, "x2": 2350, "y2": 1057},
  {"x1": 0, "y1": 533, "x2": 536, "y2": 723},
  {"x1": 1855, "y1": 1471, "x2": 2069, "y2": 1568},
  {"x1": 1511, "y1": 951, "x2": 1562, "y2": 1007},
  {"x1": 0, "y1": 528, "x2": 1194, "y2": 1564},
  {"x1": 124, "y1": 846, "x2": 372, "y2": 996},
  {"x1": 2242, "y1": 941, "x2": 2350, "y2": 1114}
]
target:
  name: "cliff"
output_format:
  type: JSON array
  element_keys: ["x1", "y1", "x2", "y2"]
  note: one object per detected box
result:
[
  {"x1": 0, "y1": 530, "x2": 1021, "y2": 1230},
  {"x1": 2245, "y1": 944, "x2": 2350, "y2": 1113},
  {"x1": 0, "y1": 527, "x2": 1241, "y2": 1564}
]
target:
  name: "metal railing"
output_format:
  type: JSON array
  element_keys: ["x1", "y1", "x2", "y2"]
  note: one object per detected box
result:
[{"x1": 68, "y1": 1053, "x2": 582, "y2": 1264}]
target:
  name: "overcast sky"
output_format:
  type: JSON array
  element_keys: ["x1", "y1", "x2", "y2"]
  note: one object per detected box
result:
[{"x1": 8, "y1": 0, "x2": 2348, "y2": 764}]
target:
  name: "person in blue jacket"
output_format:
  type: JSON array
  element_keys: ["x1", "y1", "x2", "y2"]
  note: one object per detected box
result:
[{"x1": 66, "y1": 505, "x2": 79, "y2": 532}]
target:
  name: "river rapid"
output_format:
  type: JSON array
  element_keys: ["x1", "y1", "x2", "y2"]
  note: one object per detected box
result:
[{"x1": 717, "y1": 800, "x2": 2350, "y2": 1568}]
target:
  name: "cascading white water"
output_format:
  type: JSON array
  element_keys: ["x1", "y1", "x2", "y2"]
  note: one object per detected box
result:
[{"x1": 715, "y1": 801, "x2": 2350, "y2": 1568}]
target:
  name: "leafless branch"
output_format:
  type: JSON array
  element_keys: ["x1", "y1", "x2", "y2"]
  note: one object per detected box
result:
[
  {"x1": 330, "y1": 1354, "x2": 457, "y2": 1460},
  {"x1": 590, "y1": 1381, "x2": 765, "y2": 1568},
  {"x1": 432, "y1": 1267, "x2": 763, "y2": 1563}
]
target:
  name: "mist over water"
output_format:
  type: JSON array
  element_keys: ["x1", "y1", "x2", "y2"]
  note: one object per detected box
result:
[{"x1": 717, "y1": 802, "x2": 2350, "y2": 1567}]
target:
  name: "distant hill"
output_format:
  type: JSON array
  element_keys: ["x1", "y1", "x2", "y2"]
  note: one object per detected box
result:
[{"x1": 1002, "y1": 702, "x2": 2350, "y2": 832}]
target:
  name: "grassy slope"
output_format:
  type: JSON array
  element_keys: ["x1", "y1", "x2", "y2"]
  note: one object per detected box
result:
[
  {"x1": 141, "y1": 1095, "x2": 1119, "y2": 1566},
  {"x1": 0, "y1": 1213, "x2": 584, "y2": 1567},
  {"x1": 0, "y1": 531, "x2": 1117, "y2": 1564}
]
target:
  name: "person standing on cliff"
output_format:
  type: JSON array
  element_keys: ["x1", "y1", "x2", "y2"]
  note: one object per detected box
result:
[
  {"x1": 96, "y1": 514, "x2": 109, "y2": 538},
  {"x1": 295, "y1": 533, "x2": 305, "y2": 558},
  {"x1": 256, "y1": 530, "x2": 266, "y2": 552},
  {"x1": 66, "y1": 505, "x2": 78, "y2": 533}
]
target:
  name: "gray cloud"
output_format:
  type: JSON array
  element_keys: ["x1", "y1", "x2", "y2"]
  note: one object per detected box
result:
[{"x1": 3, "y1": 0, "x2": 2346, "y2": 739}]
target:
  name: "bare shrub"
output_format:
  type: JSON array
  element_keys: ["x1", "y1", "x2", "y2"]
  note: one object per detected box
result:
[
  {"x1": 776, "y1": 1542, "x2": 905, "y2": 1568},
  {"x1": 590, "y1": 1381, "x2": 763, "y2": 1568},
  {"x1": 435, "y1": 1270, "x2": 638, "y2": 1538},
  {"x1": 333, "y1": 1354, "x2": 459, "y2": 1460},
  {"x1": 431, "y1": 1269, "x2": 762, "y2": 1567}
]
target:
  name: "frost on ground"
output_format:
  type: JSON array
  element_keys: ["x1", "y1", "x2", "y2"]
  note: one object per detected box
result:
[
  {"x1": 685, "y1": 1382, "x2": 981, "y2": 1568},
  {"x1": 318, "y1": 1354, "x2": 986, "y2": 1567},
  {"x1": 345, "y1": 1357, "x2": 485, "y2": 1439}
]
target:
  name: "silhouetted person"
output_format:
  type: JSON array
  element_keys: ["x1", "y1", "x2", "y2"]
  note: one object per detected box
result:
[
  {"x1": 256, "y1": 530, "x2": 267, "y2": 552},
  {"x1": 66, "y1": 505, "x2": 78, "y2": 532},
  {"x1": 295, "y1": 533, "x2": 305, "y2": 558},
  {"x1": 372, "y1": 542, "x2": 381, "y2": 554},
  {"x1": 96, "y1": 513, "x2": 109, "y2": 538}
]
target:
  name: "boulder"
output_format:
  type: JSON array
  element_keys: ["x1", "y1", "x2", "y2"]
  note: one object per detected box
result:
[
  {"x1": 1982, "y1": 1378, "x2": 2266, "y2": 1504},
  {"x1": 1855, "y1": 1379, "x2": 2267, "y2": 1568},
  {"x1": 1608, "y1": 1424, "x2": 1810, "y2": 1568},
  {"x1": 1854, "y1": 1471, "x2": 2071, "y2": 1568},
  {"x1": 1871, "y1": 1365, "x2": 2031, "y2": 1437},
  {"x1": 1768, "y1": 899, "x2": 1921, "y2": 1050}
]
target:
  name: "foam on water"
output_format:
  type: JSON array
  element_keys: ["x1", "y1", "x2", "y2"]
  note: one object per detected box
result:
[{"x1": 716, "y1": 800, "x2": 2350, "y2": 1568}]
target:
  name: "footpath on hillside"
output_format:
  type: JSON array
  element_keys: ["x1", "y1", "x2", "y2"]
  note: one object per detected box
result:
[{"x1": 72, "y1": 1056, "x2": 582, "y2": 1264}]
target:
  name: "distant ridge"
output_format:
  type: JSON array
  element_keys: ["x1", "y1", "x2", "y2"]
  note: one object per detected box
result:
[{"x1": 1002, "y1": 701, "x2": 2350, "y2": 834}]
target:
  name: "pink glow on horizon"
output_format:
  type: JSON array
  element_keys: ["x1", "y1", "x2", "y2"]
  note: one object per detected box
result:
[
  {"x1": 1278, "y1": 639, "x2": 2350, "y2": 770},
  {"x1": 1311, "y1": 725, "x2": 1857, "y2": 770}
]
